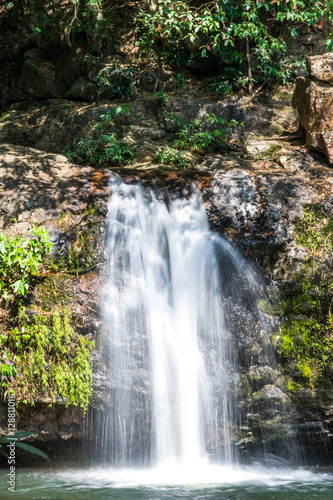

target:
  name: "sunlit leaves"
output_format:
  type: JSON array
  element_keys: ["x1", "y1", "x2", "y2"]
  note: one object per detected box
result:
[{"x1": 0, "y1": 227, "x2": 51, "y2": 301}]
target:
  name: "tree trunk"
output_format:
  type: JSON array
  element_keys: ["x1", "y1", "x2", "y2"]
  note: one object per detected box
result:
[{"x1": 245, "y1": 37, "x2": 253, "y2": 94}]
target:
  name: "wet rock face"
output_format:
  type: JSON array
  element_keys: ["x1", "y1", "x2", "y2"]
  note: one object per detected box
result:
[
  {"x1": 293, "y1": 53, "x2": 333, "y2": 164},
  {"x1": 203, "y1": 148, "x2": 332, "y2": 275}
]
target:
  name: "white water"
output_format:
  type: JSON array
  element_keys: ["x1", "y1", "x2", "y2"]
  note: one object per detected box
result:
[{"x1": 99, "y1": 175, "x2": 267, "y2": 469}]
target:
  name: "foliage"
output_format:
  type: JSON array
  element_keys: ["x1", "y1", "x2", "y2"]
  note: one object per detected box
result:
[
  {"x1": 278, "y1": 204, "x2": 333, "y2": 387},
  {"x1": 209, "y1": 77, "x2": 233, "y2": 97},
  {"x1": 63, "y1": 104, "x2": 134, "y2": 167},
  {"x1": 154, "y1": 146, "x2": 190, "y2": 167},
  {"x1": 173, "y1": 113, "x2": 241, "y2": 153},
  {"x1": 136, "y1": 0, "x2": 333, "y2": 90},
  {"x1": 154, "y1": 113, "x2": 241, "y2": 167},
  {"x1": 96, "y1": 64, "x2": 140, "y2": 101},
  {"x1": 0, "y1": 308, "x2": 94, "y2": 412},
  {"x1": 1, "y1": 0, "x2": 111, "y2": 50},
  {"x1": 154, "y1": 88, "x2": 168, "y2": 103},
  {"x1": 0, "y1": 227, "x2": 51, "y2": 301},
  {"x1": 172, "y1": 73, "x2": 186, "y2": 94},
  {"x1": 0, "y1": 432, "x2": 50, "y2": 462},
  {"x1": 65, "y1": 133, "x2": 133, "y2": 167}
]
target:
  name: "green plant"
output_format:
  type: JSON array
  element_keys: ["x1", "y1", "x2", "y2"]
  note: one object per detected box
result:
[
  {"x1": 172, "y1": 73, "x2": 186, "y2": 94},
  {"x1": 64, "y1": 102, "x2": 134, "y2": 167},
  {"x1": 136, "y1": 0, "x2": 333, "y2": 91},
  {"x1": 96, "y1": 64, "x2": 140, "y2": 101},
  {"x1": 209, "y1": 77, "x2": 233, "y2": 97},
  {"x1": 99, "y1": 104, "x2": 134, "y2": 124},
  {"x1": 1, "y1": 352, "x2": 19, "y2": 390},
  {"x1": 154, "y1": 88, "x2": 168, "y2": 103},
  {"x1": 173, "y1": 114, "x2": 241, "y2": 154},
  {"x1": 154, "y1": 113, "x2": 242, "y2": 167},
  {"x1": 66, "y1": 133, "x2": 133, "y2": 167},
  {"x1": 0, "y1": 226, "x2": 51, "y2": 301},
  {"x1": 153, "y1": 146, "x2": 190, "y2": 168},
  {"x1": 0, "y1": 309, "x2": 94, "y2": 412},
  {"x1": 0, "y1": 431, "x2": 50, "y2": 462}
]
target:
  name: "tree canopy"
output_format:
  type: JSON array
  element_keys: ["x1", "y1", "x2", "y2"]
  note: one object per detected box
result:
[{"x1": 1, "y1": 1, "x2": 333, "y2": 93}]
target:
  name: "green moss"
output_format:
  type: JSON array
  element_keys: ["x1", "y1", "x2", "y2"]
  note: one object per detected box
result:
[
  {"x1": 294, "y1": 203, "x2": 333, "y2": 260},
  {"x1": 278, "y1": 276, "x2": 333, "y2": 385},
  {"x1": 258, "y1": 144, "x2": 282, "y2": 159},
  {"x1": 276, "y1": 203, "x2": 333, "y2": 387},
  {"x1": 34, "y1": 276, "x2": 71, "y2": 312},
  {"x1": 0, "y1": 308, "x2": 94, "y2": 412}
]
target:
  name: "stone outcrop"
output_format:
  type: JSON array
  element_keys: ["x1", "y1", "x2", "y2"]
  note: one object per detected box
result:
[
  {"x1": 1, "y1": 84, "x2": 333, "y2": 464},
  {"x1": 0, "y1": 91, "x2": 297, "y2": 161},
  {"x1": 293, "y1": 52, "x2": 333, "y2": 163}
]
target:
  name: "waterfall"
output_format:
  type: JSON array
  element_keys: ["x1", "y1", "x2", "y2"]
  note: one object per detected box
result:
[{"x1": 98, "y1": 174, "x2": 270, "y2": 468}]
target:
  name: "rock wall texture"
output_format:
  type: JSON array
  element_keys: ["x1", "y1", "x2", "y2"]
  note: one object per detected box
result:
[{"x1": 293, "y1": 52, "x2": 333, "y2": 163}]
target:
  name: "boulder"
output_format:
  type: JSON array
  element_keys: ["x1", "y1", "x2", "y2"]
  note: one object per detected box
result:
[
  {"x1": 70, "y1": 76, "x2": 98, "y2": 101},
  {"x1": 293, "y1": 53, "x2": 333, "y2": 164},
  {"x1": 306, "y1": 52, "x2": 333, "y2": 85},
  {"x1": 17, "y1": 49, "x2": 68, "y2": 99}
]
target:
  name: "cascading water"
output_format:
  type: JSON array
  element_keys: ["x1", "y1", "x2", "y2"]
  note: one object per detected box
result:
[
  {"x1": 97, "y1": 174, "x2": 271, "y2": 471},
  {"x1": 4, "y1": 184, "x2": 333, "y2": 500},
  {"x1": 7, "y1": 174, "x2": 333, "y2": 500}
]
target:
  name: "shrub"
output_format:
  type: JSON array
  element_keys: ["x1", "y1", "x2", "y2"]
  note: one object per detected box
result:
[
  {"x1": 173, "y1": 114, "x2": 241, "y2": 154},
  {"x1": 153, "y1": 146, "x2": 190, "y2": 168},
  {"x1": 0, "y1": 226, "x2": 51, "y2": 301},
  {"x1": 64, "y1": 104, "x2": 134, "y2": 167}
]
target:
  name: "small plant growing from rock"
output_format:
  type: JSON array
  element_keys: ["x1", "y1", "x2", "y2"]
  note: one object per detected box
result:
[
  {"x1": 96, "y1": 64, "x2": 140, "y2": 101},
  {"x1": 173, "y1": 114, "x2": 241, "y2": 154},
  {"x1": 0, "y1": 226, "x2": 51, "y2": 302},
  {"x1": 154, "y1": 113, "x2": 242, "y2": 168},
  {"x1": 172, "y1": 73, "x2": 186, "y2": 95},
  {"x1": 153, "y1": 146, "x2": 191, "y2": 168},
  {"x1": 63, "y1": 104, "x2": 134, "y2": 167}
]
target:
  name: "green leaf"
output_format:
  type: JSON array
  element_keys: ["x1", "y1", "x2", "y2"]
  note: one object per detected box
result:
[
  {"x1": 1, "y1": 432, "x2": 34, "y2": 442},
  {"x1": 15, "y1": 442, "x2": 50, "y2": 462},
  {"x1": 13, "y1": 280, "x2": 23, "y2": 293}
]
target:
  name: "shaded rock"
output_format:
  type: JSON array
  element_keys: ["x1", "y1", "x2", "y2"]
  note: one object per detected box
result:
[
  {"x1": 17, "y1": 49, "x2": 68, "y2": 100},
  {"x1": 55, "y1": 48, "x2": 84, "y2": 86},
  {"x1": 252, "y1": 385, "x2": 288, "y2": 409},
  {"x1": 0, "y1": 90, "x2": 297, "y2": 158},
  {"x1": 0, "y1": 143, "x2": 92, "y2": 231},
  {"x1": 71, "y1": 76, "x2": 98, "y2": 102}
]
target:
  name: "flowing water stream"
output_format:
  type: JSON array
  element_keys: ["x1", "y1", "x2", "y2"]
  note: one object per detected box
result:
[
  {"x1": 2, "y1": 175, "x2": 333, "y2": 498},
  {"x1": 97, "y1": 175, "x2": 267, "y2": 468}
]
